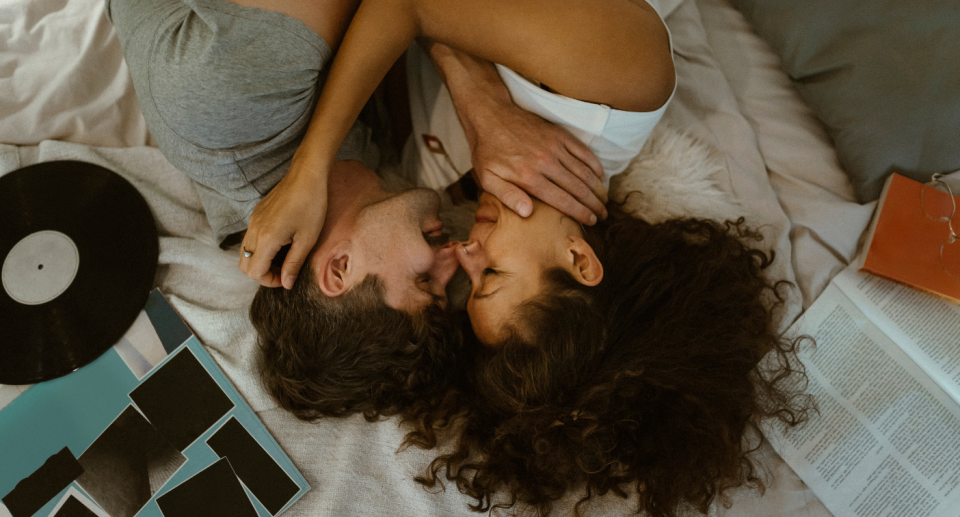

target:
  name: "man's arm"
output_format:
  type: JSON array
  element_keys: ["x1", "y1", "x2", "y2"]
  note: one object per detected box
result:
[{"x1": 423, "y1": 41, "x2": 608, "y2": 221}]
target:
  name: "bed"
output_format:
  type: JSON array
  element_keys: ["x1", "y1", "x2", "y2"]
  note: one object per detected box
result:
[{"x1": 3, "y1": 0, "x2": 956, "y2": 514}]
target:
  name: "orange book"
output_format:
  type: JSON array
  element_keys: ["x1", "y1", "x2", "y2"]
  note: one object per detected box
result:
[{"x1": 855, "y1": 173, "x2": 960, "y2": 305}]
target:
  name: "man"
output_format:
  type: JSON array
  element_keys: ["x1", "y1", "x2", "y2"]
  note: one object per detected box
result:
[{"x1": 106, "y1": 0, "x2": 607, "y2": 417}]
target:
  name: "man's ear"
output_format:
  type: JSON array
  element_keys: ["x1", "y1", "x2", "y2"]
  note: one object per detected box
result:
[
  {"x1": 565, "y1": 237, "x2": 603, "y2": 286},
  {"x1": 317, "y1": 242, "x2": 354, "y2": 297}
]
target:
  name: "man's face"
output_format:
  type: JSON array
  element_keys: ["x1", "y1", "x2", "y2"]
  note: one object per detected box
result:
[{"x1": 352, "y1": 187, "x2": 460, "y2": 312}]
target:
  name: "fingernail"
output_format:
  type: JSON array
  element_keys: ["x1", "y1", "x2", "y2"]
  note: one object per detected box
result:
[
  {"x1": 589, "y1": 214, "x2": 598, "y2": 225},
  {"x1": 519, "y1": 204, "x2": 531, "y2": 217},
  {"x1": 283, "y1": 275, "x2": 294, "y2": 289}
]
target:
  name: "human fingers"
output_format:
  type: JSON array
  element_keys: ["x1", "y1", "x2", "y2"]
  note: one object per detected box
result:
[
  {"x1": 237, "y1": 230, "x2": 258, "y2": 275},
  {"x1": 525, "y1": 156, "x2": 604, "y2": 220},
  {"x1": 561, "y1": 133, "x2": 604, "y2": 180},
  {"x1": 241, "y1": 235, "x2": 285, "y2": 288},
  {"x1": 561, "y1": 151, "x2": 608, "y2": 205},
  {"x1": 554, "y1": 144, "x2": 604, "y2": 192},
  {"x1": 527, "y1": 176, "x2": 598, "y2": 225},
  {"x1": 279, "y1": 237, "x2": 313, "y2": 290},
  {"x1": 480, "y1": 172, "x2": 533, "y2": 218},
  {"x1": 555, "y1": 154, "x2": 608, "y2": 216}
]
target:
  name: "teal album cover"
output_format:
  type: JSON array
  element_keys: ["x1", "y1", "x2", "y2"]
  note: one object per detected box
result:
[{"x1": 0, "y1": 289, "x2": 309, "y2": 517}]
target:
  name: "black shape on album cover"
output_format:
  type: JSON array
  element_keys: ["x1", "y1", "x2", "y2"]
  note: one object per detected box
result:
[
  {"x1": 143, "y1": 290, "x2": 192, "y2": 354},
  {"x1": 129, "y1": 347, "x2": 234, "y2": 452},
  {"x1": 206, "y1": 417, "x2": 300, "y2": 514},
  {"x1": 1, "y1": 446, "x2": 83, "y2": 517},
  {"x1": 76, "y1": 406, "x2": 186, "y2": 517},
  {"x1": 155, "y1": 458, "x2": 259, "y2": 517},
  {"x1": 53, "y1": 495, "x2": 99, "y2": 517}
]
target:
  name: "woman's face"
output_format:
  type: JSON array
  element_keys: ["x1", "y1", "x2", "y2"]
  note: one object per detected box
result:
[{"x1": 457, "y1": 192, "x2": 602, "y2": 344}]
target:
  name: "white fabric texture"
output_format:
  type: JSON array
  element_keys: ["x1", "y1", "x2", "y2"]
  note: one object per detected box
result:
[
  {"x1": 0, "y1": 0, "x2": 151, "y2": 148},
  {"x1": 0, "y1": 0, "x2": 879, "y2": 514},
  {"x1": 695, "y1": 0, "x2": 875, "y2": 310},
  {"x1": 611, "y1": 125, "x2": 745, "y2": 226}
]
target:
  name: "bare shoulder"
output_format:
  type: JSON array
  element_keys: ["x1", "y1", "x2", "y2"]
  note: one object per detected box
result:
[{"x1": 623, "y1": 0, "x2": 675, "y2": 111}]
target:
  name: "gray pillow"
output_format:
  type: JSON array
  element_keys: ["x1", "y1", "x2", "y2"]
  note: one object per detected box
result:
[{"x1": 731, "y1": 0, "x2": 960, "y2": 202}]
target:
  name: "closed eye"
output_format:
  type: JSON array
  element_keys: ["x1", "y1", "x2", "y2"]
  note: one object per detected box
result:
[{"x1": 473, "y1": 268, "x2": 503, "y2": 300}]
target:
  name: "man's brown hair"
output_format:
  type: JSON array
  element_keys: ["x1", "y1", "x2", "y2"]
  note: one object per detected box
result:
[{"x1": 250, "y1": 264, "x2": 464, "y2": 421}]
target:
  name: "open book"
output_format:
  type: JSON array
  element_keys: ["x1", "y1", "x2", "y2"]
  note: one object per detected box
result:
[{"x1": 767, "y1": 263, "x2": 960, "y2": 517}]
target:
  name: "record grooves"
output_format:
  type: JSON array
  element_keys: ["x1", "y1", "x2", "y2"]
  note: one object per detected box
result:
[{"x1": 1, "y1": 161, "x2": 158, "y2": 384}]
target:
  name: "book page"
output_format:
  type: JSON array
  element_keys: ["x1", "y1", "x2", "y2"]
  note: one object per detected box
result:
[
  {"x1": 832, "y1": 264, "x2": 960, "y2": 405},
  {"x1": 768, "y1": 284, "x2": 960, "y2": 517}
]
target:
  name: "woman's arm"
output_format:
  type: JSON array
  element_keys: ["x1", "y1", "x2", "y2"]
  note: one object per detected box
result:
[
  {"x1": 239, "y1": 0, "x2": 416, "y2": 289},
  {"x1": 241, "y1": 0, "x2": 674, "y2": 288}
]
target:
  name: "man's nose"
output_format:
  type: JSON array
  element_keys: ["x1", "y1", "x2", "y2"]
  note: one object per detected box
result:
[
  {"x1": 455, "y1": 240, "x2": 485, "y2": 284},
  {"x1": 429, "y1": 241, "x2": 462, "y2": 293}
]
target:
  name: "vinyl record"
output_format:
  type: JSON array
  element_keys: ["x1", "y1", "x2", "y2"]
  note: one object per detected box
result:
[{"x1": 0, "y1": 161, "x2": 158, "y2": 384}]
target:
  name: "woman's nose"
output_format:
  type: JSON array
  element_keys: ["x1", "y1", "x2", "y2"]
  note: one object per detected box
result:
[{"x1": 456, "y1": 240, "x2": 485, "y2": 283}]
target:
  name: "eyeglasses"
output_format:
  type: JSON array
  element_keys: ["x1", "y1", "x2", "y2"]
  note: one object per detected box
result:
[{"x1": 920, "y1": 173, "x2": 960, "y2": 280}]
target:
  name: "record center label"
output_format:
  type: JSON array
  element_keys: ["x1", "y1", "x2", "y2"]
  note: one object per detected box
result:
[{"x1": 2, "y1": 230, "x2": 80, "y2": 305}]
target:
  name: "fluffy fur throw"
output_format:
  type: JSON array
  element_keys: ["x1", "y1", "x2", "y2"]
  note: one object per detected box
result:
[{"x1": 610, "y1": 123, "x2": 745, "y2": 225}]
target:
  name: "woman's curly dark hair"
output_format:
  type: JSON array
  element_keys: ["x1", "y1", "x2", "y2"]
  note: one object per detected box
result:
[{"x1": 402, "y1": 211, "x2": 813, "y2": 517}]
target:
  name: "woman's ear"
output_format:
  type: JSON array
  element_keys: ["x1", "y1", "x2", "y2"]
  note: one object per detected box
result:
[
  {"x1": 317, "y1": 242, "x2": 354, "y2": 297},
  {"x1": 566, "y1": 237, "x2": 603, "y2": 286}
]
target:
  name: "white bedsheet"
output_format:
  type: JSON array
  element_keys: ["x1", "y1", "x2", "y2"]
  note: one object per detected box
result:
[
  {"x1": 1, "y1": 0, "x2": 876, "y2": 514},
  {"x1": 696, "y1": 0, "x2": 874, "y2": 310},
  {"x1": 0, "y1": 0, "x2": 151, "y2": 148}
]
